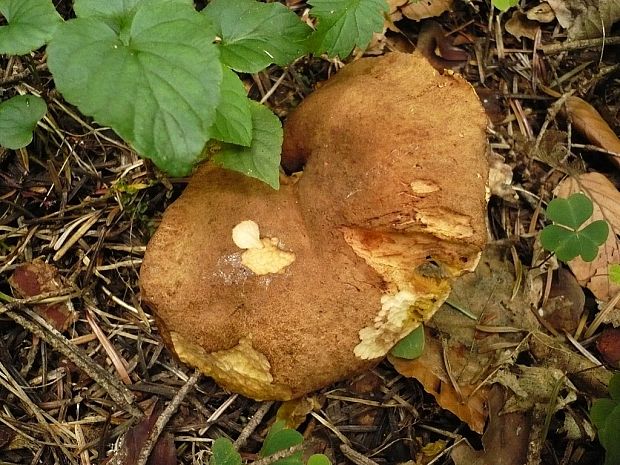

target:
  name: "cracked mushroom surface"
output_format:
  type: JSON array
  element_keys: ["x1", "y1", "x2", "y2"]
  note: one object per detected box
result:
[{"x1": 140, "y1": 52, "x2": 488, "y2": 400}]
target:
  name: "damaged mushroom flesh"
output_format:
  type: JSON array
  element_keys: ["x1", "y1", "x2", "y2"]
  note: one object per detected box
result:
[{"x1": 140, "y1": 52, "x2": 488, "y2": 400}]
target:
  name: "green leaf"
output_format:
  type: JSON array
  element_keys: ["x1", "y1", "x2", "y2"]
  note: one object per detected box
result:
[
  {"x1": 73, "y1": 0, "x2": 141, "y2": 19},
  {"x1": 390, "y1": 325, "x2": 425, "y2": 359},
  {"x1": 591, "y1": 398, "x2": 617, "y2": 431},
  {"x1": 600, "y1": 404, "x2": 620, "y2": 465},
  {"x1": 212, "y1": 101, "x2": 282, "y2": 189},
  {"x1": 609, "y1": 373, "x2": 620, "y2": 401},
  {"x1": 260, "y1": 420, "x2": 304, "y2": 465},
  {"x1": 546, "y1": 193, "x2": 594, "y2": 230},
  {"x1": 307, "y1": 454, "x2": 332, "y2": 465},
  {"x1": 0, "y1": 95, "x2": 47, "y2": 149},
  {"x1": 47, "y1": 0, "x2": 222, "y2": 177},
  {"x1": 210, "y1": 438, "x2": 241, "y2": 465},
  {"x1": 211, "y1": 66, "x2": 252, "y2": 146},
  {"x1": 610, "y1": 264, "x2": 620, "y2": 285},
  {"x1": 492, "y1": 0, "x2": 519, "y2": 11},
  {"x1": 0, "y1": 0, "x2": 62, "y2": 55},
  {"x1": 308, "y1": 0, "x2": 388, "y2": 58},
  {"x1": 580, "y1": 220, "x2": 609, "y2": 247},
  {"x1": 203, "y1": 0, "x2": 311, "y2": 73}
]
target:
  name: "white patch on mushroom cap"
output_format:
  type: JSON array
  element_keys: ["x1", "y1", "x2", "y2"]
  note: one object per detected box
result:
[
  {"x1": 232, "y1": 220, "x2": 264, "y2": 249},
  {"x1": 241, "y1": 238, "x2": 296, "y2": 275}
]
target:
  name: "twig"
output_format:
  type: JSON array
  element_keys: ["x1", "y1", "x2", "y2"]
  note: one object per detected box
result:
[
  {"x1": 538, "y1": 36, "x2": 620, "y2": 55},
  {"x1": 339, "y1": 444, "x2": 380, "y2": 465},
  {"x1": 250, "y1": 444, "x2": 304, "y2": 465},
  {"x1": 234, "y1": 401, "x2": 274, "y2": 450},
  {"x1": 3, "y1": 305, "x2": 142, "y2": 418},
  {"x1": 0, "y1": 62, "x2": 48, "y2": 86},
  {"x1": 135, "y1": 369, "x2": 202, "y2": 465}
]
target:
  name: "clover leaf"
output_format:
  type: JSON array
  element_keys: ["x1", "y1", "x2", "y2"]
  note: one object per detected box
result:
[
  {"x1": 591, "y1": 374, "x2": 620, "y2": 465},
  {"x1": 260, "y1": 420, "x2": 304, "y2": 465},
  {"x1": 0, "y1": 94, "x2": 47, "y2": 149},
  {"x1": 540, "y1": 193, "x2": 609, "y2": 262},
  {"x1": 209, "y1": 438, "x2": 241, "y2": 465},
  {"x1": 47, "y1": 0, "x2": 222, "y2": 177}
]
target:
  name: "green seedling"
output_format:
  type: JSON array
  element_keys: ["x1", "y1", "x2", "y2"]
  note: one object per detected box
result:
[
  {"x1": 540, "y1": 193, "x2": 609, "y2": 262},
  {"x1": 492, "y1": 0, "x2": 519, "y2": 11},
  {"x1": 0, "y1": 0, "x2": 388, "y2": 187},
  {"x1": 209, "y1": 421, "x2": 332, "y2": 465},
  {"x1": 590, "y1": 373, "x2": 620, "y2": 465},
  {"x1": 0, "y1": 95, "x2": 47, "y2": 149},
  {"x1": 609, "y1": 264, "x2": 620, "y2": 285},
  {"x1": 390, "y1": 325, "x2": 425, "y2": 359}
]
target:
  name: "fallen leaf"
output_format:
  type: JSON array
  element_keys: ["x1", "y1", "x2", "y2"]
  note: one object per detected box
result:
[
  {"x1": 110, "y1": 403, "x2": 177, "y2": 465},
  {"x1": 9, "y1": 260, "x2": 76, "y2": 332},
  {"x1": 390, "y1": 246, "x2": 541, "y2": 433},
  {"x1": 597, "y1": 328, "x2": 620, "y2": 367},
  {"x1": 526, "y1": 2, "x2": 557, "y2": 23},
  {"x1": 492, "y1": 365, "x2": 577, "y2": 413},
  {"x1": 488, "y1": 153, "x2": 518, "y2": 202},
  {"x1": 401, "y1": 0, "x2": 454, "y2": 21},
  {"x1": 565, "y1": 96, "x2": 620, "y2": 167},
  {"x1": 451, "y1": 385, "x2": 530, "y2": 465},
  {"x1": 541, "y1": 267, "x2": 585, "y2": 333},
  {"x1": 546, "y1": 0, "x2": 620, "y2": 39},
  {"x1": 505, "y1": 11, "x2": 540, "y2": 40},
  {"x1": 555, "y1": 173, "x2": 620, "y2": 326},
  {"x1": 276, "y1": 396, "x2": 321, "y2": 429}
]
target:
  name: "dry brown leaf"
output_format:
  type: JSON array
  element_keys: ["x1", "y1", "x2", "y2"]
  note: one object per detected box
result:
[
  {"x1": 505, "y1": 11, "x2": 540, "y2": 40},
  {"x1": 451, "y1": 385, "x2": 530, "y2": 465},
  {"x1": 389, "y1": 334, "x2": 489, "y2": 434},
  {"x1": 565, "y1": 96, "x2": 620, "y2": 166},
  {"x1": 390, "y1": 246, "x2": 540, "y2": 433},
  {"x1": 401, "y1": 0, "x2": 454, "y2": 21},
  {"x1": 9, "y1": 260, "x2": 76, "y2": 332},
  {"x1": 526, "y1": 2, "x2": 557, "y2": 23},
  {"x1": 546, "y1": 0, "x2": 620, "y2": 39},
  {"x1": 555, "y1": 173, "x2": 620, "y2": 326},
  {"x1": 276, "y1": 396, "x2": 321, "y2": 429},
  {"x1": 109, "y1": 403, "x2": 177, "y2": 465},
  {"x1": 541, "y1": 268, "x2": 585, "y2": 333}
]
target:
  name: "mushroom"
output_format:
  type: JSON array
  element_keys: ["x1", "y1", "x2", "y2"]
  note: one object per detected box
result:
[{"x1": 140, "y1": 52, "x2": 488, "y2": 400}]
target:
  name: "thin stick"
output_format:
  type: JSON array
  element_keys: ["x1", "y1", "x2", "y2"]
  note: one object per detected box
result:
[
  {"x1": 234, "y1": 401, "x2": 274, "y2": 450},
  {"x1": 250, "y1": 444, "x2": 304, "y2": 465},
  {"x1": 135, "y1": 369, "x2": 202, "y2": 465},
  {"x1": 339, "y1": 444, "x2": 380, "y2": 465},
  {"x1": 539, "y1": 36, "x2": 620, "y2": 55},
  {"x1": 4, "y1": 306, "x2": 142, "y2": 418}
]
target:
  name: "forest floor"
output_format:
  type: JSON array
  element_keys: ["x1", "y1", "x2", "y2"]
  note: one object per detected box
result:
[{"x1": 1, "y1": 1, "x2": 620, "y2": 464}]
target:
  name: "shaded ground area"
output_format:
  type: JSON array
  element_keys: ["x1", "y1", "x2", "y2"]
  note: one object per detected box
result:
[{"x1": 1, "y1": 1, "x2": 620, "y2": 464}]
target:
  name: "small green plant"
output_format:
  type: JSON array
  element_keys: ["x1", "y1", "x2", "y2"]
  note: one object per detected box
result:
[
  {"x1": 540, "y1": 192, "x2": 609, "y2": 262},
  {"x1": 492, "y1": 0, "x2": 518, "y2": 11},
  {"x1": 590, "y1": 373, "x2": 620, "y2": 465},
  {"x1": 0, "y1": 0, "x2": 388, "y2": 188},
  {"x1": 390, "y1": 324, "x2": 425, "y2": 359},
  {"x1": 209, "y1": 421, "x2": 331, "y2": 465}
]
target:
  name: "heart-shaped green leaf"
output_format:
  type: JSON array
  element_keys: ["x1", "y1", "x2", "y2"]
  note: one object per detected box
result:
[
  {"x1": 390, "y1": 325, "x2": 425, "y2": 360},
  {"x1": 0, "y1": 94, "x2": 47, "y2": 149},
  {"x1": 0, "y1": 0, "x2": 62, "y2": 55},
  {"x1": 308, "y1": 0, "x2": 388, "y2": 58},
  {"x1": 211, "y1": 66, "x2": 252, "y2": 147},
  {"x1": 579, "y1": 220, "x2": 609, "y2": 247},
  {"x1": 599, "y1": 404, "x2": 620, "y2": 465},
  {"x1": 203, "y1": 0, "x2": 311, "y2": 73},
  {"x1": 591, "y1": 398, "x2": 617, "y2": 431},
  {"x1": 546, "y1": 192, "x2": 593, "y2": 230},
  {"x1": 210, "y1": 438, "x2": 241, "y2": 465},
  {"x1": 610, "y1": 373, "x2": 620, "y2": 401},
  {"x1": 212, "y1": 101, "x2": 282, "y2": 189},
  {"x1": 260, "y1": 420, "x2": 304, "y2": 465},
  {"x1": 47, "y1": 0, "x2": 222, "y2": 176}
]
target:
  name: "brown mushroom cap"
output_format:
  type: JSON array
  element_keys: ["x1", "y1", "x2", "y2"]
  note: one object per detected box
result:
[{"x1": 140, "y1": 52, "x2": 488, "y2": 400}]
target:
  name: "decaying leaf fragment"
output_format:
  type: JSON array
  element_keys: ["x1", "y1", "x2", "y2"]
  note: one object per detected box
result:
[
  {"x1": 389, "y1": 246, "x2": 540, "y2": 433},
  {"x1": 555, "y1": 173, "x2": 620, "y2": 326},
  {"x1": 565, "y1": 96, "x2": 620, "y2": 168},
  {"x1": 9, "y1": 260, "x2": 76, "y2": 332},
  {"x1": 141, "y1": 52, "x2": 488, "y2": 400},
  {"x1": 546, "y1": 0, "x2": 620, "y2": 39}
]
